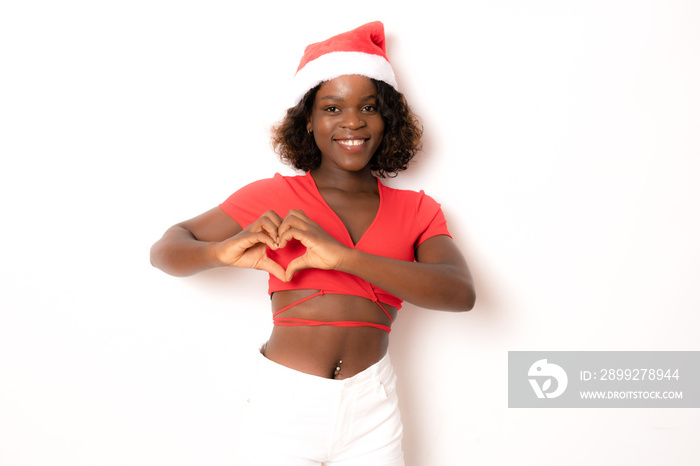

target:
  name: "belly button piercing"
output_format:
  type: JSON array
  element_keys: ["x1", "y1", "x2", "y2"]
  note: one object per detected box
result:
[{"x1": 334, "y1": 359, "x2": 343, "y2": 377}]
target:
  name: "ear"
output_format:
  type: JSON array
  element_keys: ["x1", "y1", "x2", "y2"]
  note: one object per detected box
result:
[{"x1": 306, "y1": 119, "x2": 313, "y2": 134}]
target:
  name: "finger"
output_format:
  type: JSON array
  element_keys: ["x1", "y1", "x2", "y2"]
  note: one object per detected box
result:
[
  {"x1": 276, "y1": 220, "x2": 298, "y2": 248},
  {"x1": 277, "y1": 211, "x2": 315, "y2": 246},
  {"x1": 257, "y1": 210, "x2": 283, "y2": 231},
  {"x1": 258, "y1": 217, "x2": 280, "y2": 243},
  {"x1": 265, "y1": 209, "x2": 284, "y2": 222},
  {"x1": 262, "y1": 210, "x2": 284, "y2": 228},
  {"x1": 279, "y1": 209, "x2": 311, "y2": 230},
  {"x1": 258, "y1": 256, "x2": 288, "y2": 282},
  {"x1": 237, "y1": 231, "x2": 279, "y2": 250},
  {"x1": 284, "y1": 254, "x2": 311, "y2": 282},
  {"x1": 277, "y1": 225, "x2": 309, "y2": 249},
  {"x1": 285, "y1": 209, "x2": 308, "y2": 220},
  {"x1": 217, "y1": 232, "x2": 276, "y2": 265}
]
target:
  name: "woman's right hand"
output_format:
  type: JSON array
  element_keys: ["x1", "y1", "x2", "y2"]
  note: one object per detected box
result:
[
  {"x1": 152, "y1": 207, "x2": 285, "y2": 279},
  {"x1": 211, "y1": 210, "x2": 287, "y2": 282}
]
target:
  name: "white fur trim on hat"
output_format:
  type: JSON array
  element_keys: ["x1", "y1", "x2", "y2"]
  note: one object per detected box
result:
[{"x1": 291, "y1": 51, "x2": 398, "y2": 105}]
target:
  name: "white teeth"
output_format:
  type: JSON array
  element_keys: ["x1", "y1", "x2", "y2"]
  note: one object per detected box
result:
[{"x1": 337, "y1": 139, "x2": 365, "y2": 146}]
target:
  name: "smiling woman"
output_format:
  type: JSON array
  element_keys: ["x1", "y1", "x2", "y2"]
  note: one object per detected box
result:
[
  {"x1": 150, "y1": 21, "x2": 474, "y2": 466},
  {"x1": 307, "y1": 75, "x2": 385, "y2": 173},
  {"x1": 272, "y1": 75, "x2": 422, "y2": 177}
]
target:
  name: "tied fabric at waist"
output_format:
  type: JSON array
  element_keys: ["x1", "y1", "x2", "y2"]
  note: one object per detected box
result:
[{"x1": 272, "y1": 290, "x2": 393, "y2": 333}]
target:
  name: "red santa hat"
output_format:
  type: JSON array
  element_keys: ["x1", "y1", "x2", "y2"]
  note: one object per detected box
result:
[{"x1": 290, "y1": 21, "x2": 398, "y2": 106}]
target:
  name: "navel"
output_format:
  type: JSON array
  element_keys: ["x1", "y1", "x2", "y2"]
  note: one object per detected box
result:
[{"x1": 333, "y1": 359, "x2": 343, "y2": 379}]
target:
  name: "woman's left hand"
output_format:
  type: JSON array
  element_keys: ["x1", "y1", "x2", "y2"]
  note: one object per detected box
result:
[{"x1": 277, "y1": 209, "x2": 349, "y2": 281}]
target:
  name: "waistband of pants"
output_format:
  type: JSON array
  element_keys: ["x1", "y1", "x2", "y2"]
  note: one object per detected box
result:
[{"x1": 251, "y1": 347, "x2": 395, "y2": 399}]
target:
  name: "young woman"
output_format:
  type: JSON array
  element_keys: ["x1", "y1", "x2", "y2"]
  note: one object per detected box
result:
[{"x1": 150, "y1": 22, "x2": 474, "y2": 466}]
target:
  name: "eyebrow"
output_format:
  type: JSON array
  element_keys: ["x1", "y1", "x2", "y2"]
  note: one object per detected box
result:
[{"x1": 317, "y1": 94, "x2": 377, "y2": 102}]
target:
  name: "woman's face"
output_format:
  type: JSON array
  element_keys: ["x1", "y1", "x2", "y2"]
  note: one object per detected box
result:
[{"x1": 307, "y1": 75, "x2": 385, "y2": 173}]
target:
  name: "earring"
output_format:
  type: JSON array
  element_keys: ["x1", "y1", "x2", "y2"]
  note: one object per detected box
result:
[{"x1": 307, "y1": 128, "x2": 312, "y2": 135}]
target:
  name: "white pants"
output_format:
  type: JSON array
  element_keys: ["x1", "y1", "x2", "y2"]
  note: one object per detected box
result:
[{"x1": 234, "y1": 349, "x2": 405, "y2": 466}]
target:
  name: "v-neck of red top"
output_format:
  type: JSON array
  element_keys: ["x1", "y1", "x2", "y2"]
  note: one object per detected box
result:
[{"x1": 305, "y1": 172, "x2": 384, "y2": 247}]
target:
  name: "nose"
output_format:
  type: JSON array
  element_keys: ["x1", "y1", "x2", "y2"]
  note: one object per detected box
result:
[{"x1": 340, "y1": 110, "x2": 366, "y2": 130}]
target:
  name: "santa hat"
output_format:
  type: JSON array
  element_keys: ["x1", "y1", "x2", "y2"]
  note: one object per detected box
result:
[{"x1": 290, "y1": 21, "x2": 398, "y2": 106}]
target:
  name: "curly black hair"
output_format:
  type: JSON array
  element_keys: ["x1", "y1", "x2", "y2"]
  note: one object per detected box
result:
[{"x1": 271, "y1": 79, "x2": 422, "y2": 178}]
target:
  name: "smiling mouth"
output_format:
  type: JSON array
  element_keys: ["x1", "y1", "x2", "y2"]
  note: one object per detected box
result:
[{"x1": 335, "y1": 138, "x2": 367, "y2": 148}]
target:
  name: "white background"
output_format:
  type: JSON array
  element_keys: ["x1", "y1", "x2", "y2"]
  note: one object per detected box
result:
[{"x1": 2, "y1": 1, "x2": 699, "y2": 464}]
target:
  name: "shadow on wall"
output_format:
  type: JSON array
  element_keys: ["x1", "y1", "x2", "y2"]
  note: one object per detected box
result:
[{"x1": 388, "y1": 220, "x2": 505, "y2": 463}]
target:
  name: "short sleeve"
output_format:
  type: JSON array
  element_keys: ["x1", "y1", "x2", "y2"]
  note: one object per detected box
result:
[
  {"x1": 415, "y1": 191, "x2": 452, "y2": 246},
  {"x1": 218, "y1": 175, "x2": 283, "y2": 228}
]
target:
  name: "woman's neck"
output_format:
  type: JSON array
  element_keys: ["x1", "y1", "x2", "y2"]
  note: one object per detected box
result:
[{"x1": 310, "y1": 165, "x2": 377, "y2": 194}]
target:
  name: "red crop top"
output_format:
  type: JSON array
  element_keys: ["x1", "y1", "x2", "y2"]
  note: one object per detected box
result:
[{"x1": 219, "y1": 172, "x2": 452, "y2": 332}]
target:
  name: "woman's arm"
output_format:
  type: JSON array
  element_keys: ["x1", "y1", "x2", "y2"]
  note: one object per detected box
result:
[
  {"x1": 279, "y1": 210, "x2": 475, "y2": 311},
  {"x1": 150, "y1": 207, "x2": 286, "y2": 280},
  {"x1": 342, "y1": 235, "x2": 475, "y2": 311}
]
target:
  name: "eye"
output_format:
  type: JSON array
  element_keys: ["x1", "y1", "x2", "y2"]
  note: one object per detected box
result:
[
  {"x1": 324, "y1": 106, "x2": 341, "y2": 113},
  {"x1": 362, "y1": 105, "x2": 378, "y2": 113}
]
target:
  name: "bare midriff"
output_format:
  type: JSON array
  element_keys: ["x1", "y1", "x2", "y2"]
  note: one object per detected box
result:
[{"x1": 262, "y1": 290, "x2": 398, "y2": 380}]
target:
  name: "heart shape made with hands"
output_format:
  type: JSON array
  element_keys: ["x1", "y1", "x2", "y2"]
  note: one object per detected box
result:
[
  {"x1": 256, "y1": 238, "x2": 309, "y2": 282},
  {"x1": 248, "y1": 209, "x2": 341, "y2": 282},
  {"x1": 266, "y1": 238, "x2": 307, "y2": 270}
]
